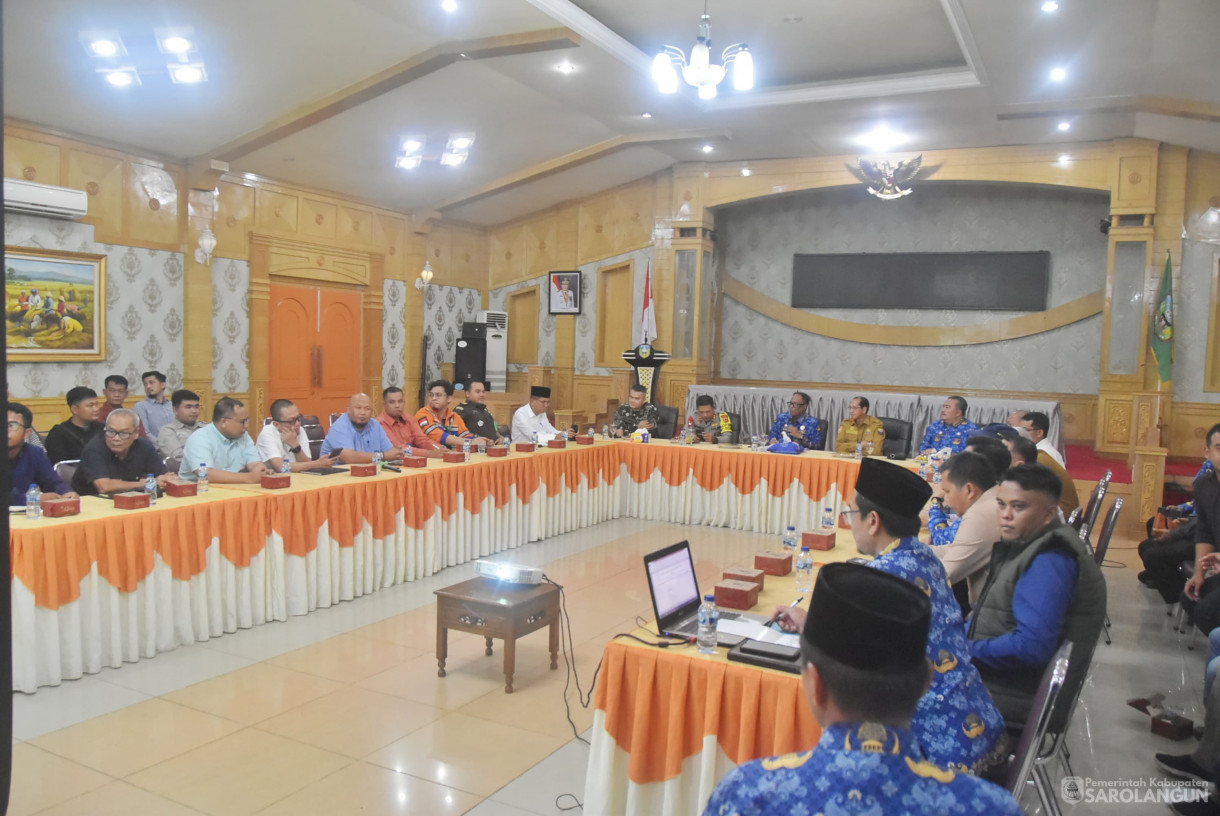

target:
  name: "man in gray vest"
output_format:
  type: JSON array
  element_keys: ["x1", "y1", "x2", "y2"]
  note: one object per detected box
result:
[{"x1": 967, "y1": 463, "x2": 1106, "y2": 725}]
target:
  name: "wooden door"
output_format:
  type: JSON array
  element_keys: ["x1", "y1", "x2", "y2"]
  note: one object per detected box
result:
[{"x1": 269, "y1": 284, "x2": 362, "y2": 426}]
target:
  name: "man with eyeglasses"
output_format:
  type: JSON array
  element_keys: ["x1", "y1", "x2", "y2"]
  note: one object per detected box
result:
[
  {"x1": 766, "y1": 391, "x2": 823, "y2": 450},
  {"x1": 73, "y1": 408, "x2": 169, "y2": 496},
  {"x1": 256, "y1": 399, "x2": 340, "y2": 472},
  {"x1": 180, "y1": 397, "x2": 269, "y2": 483},
  {"x1": 8, "y1": 402, "x2": 75, "y2": 505},
  {"x1": 45, "y1": 386, "x2": 106, "y2": 464},
  {"x1": 414, "y1": 380, "x2": 478, "y2": 450}
]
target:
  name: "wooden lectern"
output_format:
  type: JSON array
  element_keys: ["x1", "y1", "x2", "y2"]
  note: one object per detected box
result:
[{"x1": 621, "y1": 344, "x2": 671, "y2": 403}]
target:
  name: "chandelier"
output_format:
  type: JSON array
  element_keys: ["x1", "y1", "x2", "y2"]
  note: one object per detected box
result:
[{"x1": 652, "y1": 4, "x2": 753, "y2": 100}]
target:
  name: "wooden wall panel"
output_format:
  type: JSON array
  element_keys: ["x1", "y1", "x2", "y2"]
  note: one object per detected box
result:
[
  {"x1": 65, "y1": 151, "x2": 124, "y2": 233},
  {"x1": 1111, "y1": 140, "x2": 1159, "y2": 214},
  {"x1": 5, "y1": 135, "x2": 61, "y2": 185},
  {"x1": 300, "y1": 198, "x2": 338, "y2": 240},
  {"x1": 374, "y1": 213, "x2": 407, "y2": 279},
  {"x1": 572, "y1": 374, "x2": 618, "y2": 417},
  {"x1": 215, "y1": 181, "x2": 255, "y2": 260},
  {"x1": 525, "y1": 217, "x2": 559, "y2": 279},
  {"x1": 507, "y1": 287, "x2": 539, "y2": 364},
  {"x1": 1168, "y1": 402, "x2": 1220, "y2": 460},
  {"x1": 124, "y1": 162, "x2": 182, "y2": 247},
  {"x1": 256, "y1": 188, "x2": 300, "y2": 234},
  {"x1": 489, "y1": 223, "x2": 526, "y2": 287},
  {"x1": 338, "y1": 206, "x2": 372, "y2": 247},
  {"x1": 596, "y1": 262, "x2": 634, "y2": 367},
  {"x1": 451, "y1": 224, "x2": 489, "y2": 291},
  {"x1": 1096, "y1": 394, "x2": 1134, "y2": 453}
]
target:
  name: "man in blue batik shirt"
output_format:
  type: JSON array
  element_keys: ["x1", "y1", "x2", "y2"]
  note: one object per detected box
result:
[
  {"x1": 919, "y1": 395, "x2": 979, "y2": 455},
  {"x1": 709, "y1": 562, "x2": 1021, "y2": 816},
  {"x1": 766, "y1": 391, "x2": 823, "y2": 450},
  {"x1": 776, "y1": 457, "x2": 1007, "y2": 775}
]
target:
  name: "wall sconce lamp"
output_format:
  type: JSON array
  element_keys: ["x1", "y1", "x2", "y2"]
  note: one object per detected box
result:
[
  {"x1": 416, "y1": 260, "x2": 434, "y2": 290},
  {"x1": 194, "y1": 226, "x2": 217, "y2": 264}
]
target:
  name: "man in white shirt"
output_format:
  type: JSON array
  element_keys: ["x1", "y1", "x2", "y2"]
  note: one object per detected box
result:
[
  {"x1": 511, "y1": 386, "x2": 573, "y2": 444},
  {"x1": 255, "y1": 399, "x2": 339, "y2": 472},
  {"x1": 1019, "y1": 411, "x2": 1065, "y2": 468}
]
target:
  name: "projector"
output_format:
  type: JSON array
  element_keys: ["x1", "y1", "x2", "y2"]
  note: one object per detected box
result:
[{"x1": 474, "y1": 559, "x2": 544, "y2": 585}]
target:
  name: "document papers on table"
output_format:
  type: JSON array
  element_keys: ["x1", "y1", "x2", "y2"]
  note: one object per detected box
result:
[{"x1": 717, "y1": 617, "x2": 801, "y2": 648}]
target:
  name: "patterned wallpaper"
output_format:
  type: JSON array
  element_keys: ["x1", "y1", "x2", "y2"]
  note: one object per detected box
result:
[
  {"x1": 6, "y1": 212, "x2": 185, "y2": 399},
  {"x1": 383, "y1": 279, "x2": 407, "y2": 388},
  {"x1": 488, "y1": 275, "x2": 556, "y2": 374},
  {"x1": 574, "y1": 247, "x2": 654, "y2": 376},
  {"x1": 211, "y1": 258, "x2": 250, "y2": 394},
  {"x1": 717, "y1": 183, "x2": 1110, "y2": 393},
  {"x1": 1175, "y1": 239, "x2": 1220, "y2": 403},
  {"x1": 423, "y1": 284, "x2": 482, "y2": 381}
]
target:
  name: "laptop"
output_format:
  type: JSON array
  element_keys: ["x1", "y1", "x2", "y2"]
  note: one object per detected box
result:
[{"x1": 644, "y1": 540, "x2": 749, "y2": 638}]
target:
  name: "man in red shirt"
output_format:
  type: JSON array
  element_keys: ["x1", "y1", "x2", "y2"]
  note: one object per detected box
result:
[{"x1": 377, "y1": 386, "x2": 444, "y2": 457}]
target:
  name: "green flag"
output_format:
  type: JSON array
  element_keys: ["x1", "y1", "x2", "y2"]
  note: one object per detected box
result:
[{"x1": 1151, "y1": 251, "x2": 1174, "y2": 383}]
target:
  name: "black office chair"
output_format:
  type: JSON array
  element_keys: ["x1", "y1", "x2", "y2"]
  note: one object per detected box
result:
[
  {"x1": 878, "y1": 417, "x2": 913, "y2": 459},
  {"x1": 53, "y1": 459, "x2": 80, "y2": 487},
  {"x1": 1077, "y1": 470, "x2": 1112, "y2": 547},
  {"x1": 302, "y1": 423, "x2": 326, "y2": 460},
  {"x1": 724, "y1": 411, "x2": 743, "y2": 444},
  {"x1": 1092, "y1": 498, "x2": 1123, "y2": 645},
  {"x1": 655, "y1": 405, "x2": 679, "y2": 440},
  {"x1": 1004, "y1": 642, "x2": 1072, "y2": 816}
]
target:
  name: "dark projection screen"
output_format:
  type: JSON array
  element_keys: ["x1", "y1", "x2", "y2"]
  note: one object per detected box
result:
[{"x1": 791, "y1": 251, "x2": 1050, "y2": 311}]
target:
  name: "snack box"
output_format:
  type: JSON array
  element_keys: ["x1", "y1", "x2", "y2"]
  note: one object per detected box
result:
[
  {"x1": 261, "y1": 473, "x2": 291, "y2": 489},
  {"x1": 114, "y1": 491, "x2": 151, "y2": 510},
  {"x1": 548, "y1": 439, "x2": 567, "y2": 449},
  {"x1": 442, "y1": 451, "x2": 466, "y2": 464},
  {"x1": 714, "y1": 579, "x2": 761, "y2": 611},
  {"x1": 575, "y1": 435, "x2": 594, "y2": 446},
  {"x1": 401, "y1": 455, "x2": 427, "y2": 468},
  {"x1": 723, "y1": 566, "x2": 765, "y2": 591},
  {"x1": 754, "y1": 550, "x2": 793, "y2": 577},
  {"x1": 515, "y1": 443, "x2": 536, "y2": 453},
  {"x1": 42, "y1": 496, "x2": 81, "y2": 517},
  {"x1": 802, "y1": 530, "x2": 836, "y2": 551},
  {"x1": 350, "y1": 463, "x2": 378, "y2": 477},
  {"x1": 485, "y1": 446, "x2": 509, "y2": 458},
  {"x1": 163, "y1": 479, "x2": 198, "y2": 498}
]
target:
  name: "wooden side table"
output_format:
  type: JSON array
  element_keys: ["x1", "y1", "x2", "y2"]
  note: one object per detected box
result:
[{"x1": 434, "y1": 577, "x2": 560, "y2": 693}]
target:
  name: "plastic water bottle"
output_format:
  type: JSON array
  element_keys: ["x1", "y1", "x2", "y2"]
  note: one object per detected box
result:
[
  {"x1": 196, "y1": 463, "x2": 209, "y2": 493},
  {"x1": 588, "y1": 426, "x2": 594, "y2": 438},
  {"x1": 855, "y1": 441, "x2": 864, "y2": 459},
  {"x1": 602, "y1": 424, "x2": 609, "y2": 440},
  {"x1": 144, "y1": 473, "x2": 158, "y2": 506},
  {"x1": 821, "y1": 506, "x2": 834, "y2": 529},
  {"x1": 280, "y1": 459, "x2": 292, "y2": 475},
  {"x1": 405, "y1": 444, "x2": 413, "y2": 459},
  {"x1": 685, "y1": 417, "x2": 695, "y2": 443},
  {"x1": 532, "y1": 431, "x2": 540, "y2": 446},
  {"x1": 372, "y1": 450, "x2": 383, "y2": 470},
  {"x1": 462, "y1": 438, "x2": 471, "y2": 462},
  {"x1": 696, "y1": 594, "x2": 719, "y2": 654},
  {"x1": 25, "y1": 484, "x2": 41, "y2": 519},
  {"x1": 795, "y1": 546, "x2": 814, "y2": 594},
  {"x1": 782, "y1": 525, "x2": 798, "y2": 553},
  {"x1": 751, "y1": 433, "x2": 761, "y2": 452}
]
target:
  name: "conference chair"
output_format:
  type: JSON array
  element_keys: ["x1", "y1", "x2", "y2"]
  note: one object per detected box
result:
[
  {"x1": 328, "y1": 412, "x2": 342, "y2": 428},
  {"x1": 1005, "y1": 642, "x2": 1072, "y2": 816},
  {"x1": 1066, "y1": 507, "x2": 1082, "y2": 530},
  {"x1": 724, "y1": 411, "x2": 743, "y2": 444},
  {"x1": 302, "y1": 422, "x2": 325, "y2": 460},
  {"x1": 53, "y1": 459, "x2": 79, "y2": 487},
  {"x1": 878, "y1": 417, "x2": 913, "y2": 459},
  {"x1": 163, "y1": 456, "x2": 182, "y2": 475},
  {"x1": 1092, "y1": 497, "x2": 1124, "y2": 645},
  {"x1": 1077, "y1": 470, "x2": 1112, "y2": 547},
  {"x1": 655, "y1": 405, "x2": 679, "y2": 440}
]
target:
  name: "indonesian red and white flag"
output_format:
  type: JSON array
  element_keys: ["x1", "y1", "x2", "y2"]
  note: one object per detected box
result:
[{"x1": 639, "y1": 261, "x2": 657, "y2": 344}]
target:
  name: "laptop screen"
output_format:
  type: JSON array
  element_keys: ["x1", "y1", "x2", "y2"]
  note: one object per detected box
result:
[{"x1": 645, "y1": 542, "x2": 700, "y2": 622}]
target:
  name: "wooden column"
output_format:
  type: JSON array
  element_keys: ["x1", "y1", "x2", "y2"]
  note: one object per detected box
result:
[
  {"x1": 247, "y1": 244, "x2": 271, "y2": 425},
  {"x1": 182, "y1": 186, "x2": 220, "y2": 410},
  {"x1": 362, "y1": 256, "x2": 385, "y2": 406}
]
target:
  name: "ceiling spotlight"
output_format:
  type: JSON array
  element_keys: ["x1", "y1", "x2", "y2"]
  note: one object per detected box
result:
[
  {"x1": 641, "y1": 112, "x2": 652, "y2": 119},
  {"x1": 80, "y1": 31, "x2": 127, "y2": 58},
  {"x1": 100, "y1": 67, "x2": 140, "y2": 87},
  {"x1": 402, "y1": 138, "x2": 424, "y2": 153},
  {"x1": 448, "y1": 133, "x2": 475, "y2": 150},
  {"x1": 442, "y1": 0, "x2": 458, "y2": 11},
  {"x1": 701, "y1": 144, "x2": 714, "y2": 154},
  {"x1": 741, "y1": 167, "x2": 752, "y2": 177},
  {"x1": 1041, "y1": 0, "x2": 1059, "y2": 11},
  {"x1": 1057, "y1": 121, "x2": 1071, "y2": 131},
  {"x1": 440, "y1": 151, "x2": 468, "y2": 167},
  {"x1": 168, "y1": 62, "x2": 207, "y2": 84},
  {"x1": 155, "y1": 27, "x2": 196, "y2": 57},
  {"x1": 554, "y1": 61, "x2": 577, "y2": 74},
  {"x1": 163, "y1": 36, "x2": 192, "y2": 54},
  {"x1": 395, "y1": 155, "x2": 423, "y2": 170},
  {"x1": 1057, "y1": 154, "x2": 1072, "y2": 165},
  {"x1": 855, "y1": 124, "x2": 909, "y2": 153},
  {"x1": 1049, "y1": 67, "x2": 1066, "y2": 82},
  {"x1": 90, "y1": 39, "x2": 119, "y2": 57}
]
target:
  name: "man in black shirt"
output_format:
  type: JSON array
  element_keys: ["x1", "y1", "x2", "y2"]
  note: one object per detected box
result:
[
  {"x1": 73, "y1": 408, "x2": 169, "y2": 496},
  {"x1": 454, "y1": 379, "x2": 505, "y2": 444},
  {"x1": 1183, "y1": 423, "x2": 1220, "y2": 635},
  {"x1": 45, "y1": 386, "x2": 105, "y2": 463}
]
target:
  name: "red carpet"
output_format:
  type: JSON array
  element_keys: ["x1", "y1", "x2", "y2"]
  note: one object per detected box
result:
[{"x1": 1065, "y1": 444, "x2": 1132, "y2": 484}]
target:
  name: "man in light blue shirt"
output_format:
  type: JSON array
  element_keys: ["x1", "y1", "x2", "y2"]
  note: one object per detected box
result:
[
  {"x1": 180, "y1": 397, "x2": 269, "y2": 483},
  {"x1": 322, "y1": 393, "x2": 402, "y2": 464},
  {"x1": 133, "y1": 370, "x2": 174, "y2": 440}
]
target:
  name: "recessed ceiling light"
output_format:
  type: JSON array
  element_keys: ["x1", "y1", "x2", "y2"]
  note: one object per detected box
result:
[
  {"x1": 641, "y1": 112, "x2": 652, "y2": 119},
  {"x1": 403, "y1": 138, "x2": 424, "y2": 153},
  {"x1": 163, "y1": 36, "x2": 192, "y2": 54},
  {"x1": 1057, "y1": 121, "x2": 1071, "y2": 131},
  {"x1": 741, "y1": 167, "x2": 752, "y2": 177},
  {"x1": 99, "y1": 67, "x2": 140, "y2": 87},
  {"x1": 168, "y1": 62, "x2": 207, "y2": 84},
  {"x1": 701, "y1": 144, "x2": 714, "y2": 153},
  {"x1": 442, "y1": 0, "x2": 458, "y2": 11},
  {"x1": 155, "y1": 26, "x2": 196, "y2": 56},
  {"x1": 1049, "y1": 67, "x2": 1066, "y2": 82},
  {"x1": 448, "y1": 133, "x2": 475, "y2": 150},
  {"x1": 395, "y1": 155, "x2": 422, "y2": 170},
  {"x1": 554, "y1": 61, "x2": 577, "y2": 74},
  {"x1": 1041, "y1": 1, "x2": 1059, "y2": 11},
  {"x1": 1057, "y1": 154, "x2": 1072, "y2": 165},
  {"x1": 855, "y1": 124, "x2": 909, "y2": 153},
  {"x1": 79, "y1": 31, "x2": 126, "y2": 58},
  {"x1": 90, "y1": 39, "x2": 119, "y2": 57},
  {"x1": 440, "y1": 151, "x2": 468, "y2": 167}
]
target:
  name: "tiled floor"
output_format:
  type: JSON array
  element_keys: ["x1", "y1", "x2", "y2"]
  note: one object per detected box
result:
[{"x1": 7, "y1": 517, "x2": 1212, "y2": 814}]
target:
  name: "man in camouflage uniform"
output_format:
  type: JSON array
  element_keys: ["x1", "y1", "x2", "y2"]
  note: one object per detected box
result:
[{"x1": 612, "y1": 384, "x2": 660, "y2": 437}]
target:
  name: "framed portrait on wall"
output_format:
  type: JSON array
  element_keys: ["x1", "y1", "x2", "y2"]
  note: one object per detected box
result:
[
  {"x1": 548, "y1": 270, "x2": 581, "y2": 315},
  {"x1": 5, "y1": 246, "x2": 107, "y2": 362}
]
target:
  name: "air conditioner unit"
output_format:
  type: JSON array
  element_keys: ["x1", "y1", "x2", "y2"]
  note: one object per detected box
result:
[
  {"x1": 3, "y1": 179, "x2": 89, "y2": 220},
  {"x1": 478, "y1": 309, "x2": 508, "y2": 392}
]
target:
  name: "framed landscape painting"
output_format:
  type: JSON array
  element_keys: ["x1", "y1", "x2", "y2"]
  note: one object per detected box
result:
[{"x1": 5, "y1": 246, "x2": 107, "y2": 361}]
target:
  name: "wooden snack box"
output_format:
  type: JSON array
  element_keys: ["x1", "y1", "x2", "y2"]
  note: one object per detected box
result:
[
  {"x1": 485, "y1": 446, "x2": 509, "y2": 458},
  {"x1": 802, "y1": 530, "x2": 836, "y2": 551},
  {"x1": 714, "y1": 579, "x2": 761, "y2": 611},
  {"x1": 42, "y1": 496, "x2": 81, "y2": 517},
  {"x1": 163, "y1": 479, "x2": 198, "y2": 498},
  {"x1": 401, "y1": 455, "x2": 427, "y2": 468},
  {"x1": 442, "y1": 451, "x2": 467, "y2": 464},
  {"x1": 548, "y1": 439, "x2": 567, "y2": 449},
  {"x1": 723, "y1": 566, "x2": 765, "y2": 591},
  {"x1": 114, "y1": 491, "x2": 151, "y2": 510},
  {"x1": 575, "y1": 435, "x2": 594, "y2": 446},
  {"x1": 350, "y1": 463, "x2": 378, "y2": 477},
  {"x1": 261, "y1": 473, "x2": 291, "y2": 489},
  {"x1": 515, "y1": 443, "x2": 536, "y2": 453},
  {"x1": 754, "y1": 550, "x2": 793, "y2": 576}
]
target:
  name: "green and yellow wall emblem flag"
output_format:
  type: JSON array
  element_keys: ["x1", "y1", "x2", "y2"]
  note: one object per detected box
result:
[{"x1": 1151, "y1": 251, "x2": 1174, "y2": 384}]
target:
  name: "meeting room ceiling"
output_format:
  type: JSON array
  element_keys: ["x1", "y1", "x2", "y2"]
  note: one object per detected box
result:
[{"x1": 5, "y1": 0, "x2": 1219, "y2": 227}]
